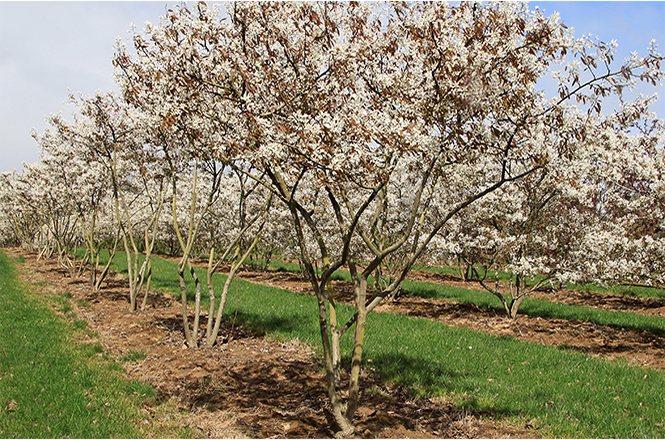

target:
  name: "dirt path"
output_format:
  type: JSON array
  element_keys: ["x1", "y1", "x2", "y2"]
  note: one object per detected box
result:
[{"x1": 9, "y1": 249, "x2": 538, "y2": 439}]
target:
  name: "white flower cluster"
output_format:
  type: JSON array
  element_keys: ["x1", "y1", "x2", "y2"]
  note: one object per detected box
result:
[{"x1": 0, "y1": 1, "x2": 662, "y2": 318}]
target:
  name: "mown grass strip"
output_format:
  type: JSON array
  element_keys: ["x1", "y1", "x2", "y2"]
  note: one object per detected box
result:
[
  {"x1": 416, "y1": 264, "x2": 665, "y2": 301},
  {"x1": 402, "y1": 280, "x2": 665, "y2": 337},
  {"x1": 104, "y1": 251, "x2": 665, "y2": 438},
  {"x1": 0, "y1": 250, "x2": 154, "y2": 439},
  {"x1": 234, "y1": 256, "x2": 665, "y2": 337},
  {"x1": 572, "y1": 281, "x2": 665, "y2": 300},
  {"x1": 364, "y1": 312, "x2": 665, "y2": 438},
  {"x1": 230, "y1": 256, "x2": 665, "y2": 336}
]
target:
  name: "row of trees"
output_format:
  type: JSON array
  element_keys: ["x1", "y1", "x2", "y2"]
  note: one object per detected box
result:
[{"x1": 1, "y1": 2, "x2": 663, "y2": 435}]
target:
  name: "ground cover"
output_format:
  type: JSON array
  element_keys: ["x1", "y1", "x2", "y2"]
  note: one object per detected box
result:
[
  {"x1": 401, "y1": 280, "x2": 665, "y2": 335},
  {"x1": 0, "y1": 249, "x2": 156, "y2": 438},
  {"x1": 237, "y1": 266, "x2": 665, "y2": 370},
  {"x1": 415, "y1": 264, "x2": 665, "y2": 301},
  {"x1": 243, "y1": 257, "x2": 665, "y2": 337},
  {"x1": 59, "y1": 249, "x2": 665, "y2": 438},
  {"x1": 231, "y1": 257, "x2": 665, "y2": 364},
  {"x1": 13, "y1": 248, "x2": 530, "y2": 438},
  {"x1": 245, "y1": 257, "x2": 665, "y2": 322},
  {"x1": 364, "y1": 312, "x2": 664, "y2": 438}
]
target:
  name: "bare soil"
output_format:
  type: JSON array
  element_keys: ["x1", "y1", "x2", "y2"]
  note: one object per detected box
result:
[{"x1": 8, "y1": 248, "x2": 665, "y2": 438}]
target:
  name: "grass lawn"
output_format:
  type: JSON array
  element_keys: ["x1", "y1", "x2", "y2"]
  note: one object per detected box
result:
[
  {"x1": 102, "y1": 251, "x2": 665, "y2": 438},
  {"x1": 232, "y1": 256, "x2": 665, "y2": 337},
  {"x1": 416, "y1": 264, "x2": 665, "y2": 301},
  {"x1": 402, "y1": 280, "x2": 665, "y2": 337},
  {"x1": 0, "y1": 249, "x2": 156, "y2": 439}
]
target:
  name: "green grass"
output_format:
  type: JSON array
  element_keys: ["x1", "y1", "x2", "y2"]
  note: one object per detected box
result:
[
  {"x1": 0, "y1": 249, "x2": 154, "y2": 439},
  {"x1": 402, "y1": 280, "x2": 665, "y2": 336},
  {"x1": 119, "y1": 350, "x2": 148, "y2": 363},
  {"x1": 227, "y1": 257, "x2": 665, "y2": 337},
  {"x1": 99, "y1": 251, "x2": 665, "y2": 438},
  {"x1": 364, "y1": 313, "x2": 665, "y2": 438},
  {"x1": 570, "y1": 281, "x2": 665, "y2": 300},
  {"x1": 416, "y1": 264, "x2": 665, "y2": 301}
]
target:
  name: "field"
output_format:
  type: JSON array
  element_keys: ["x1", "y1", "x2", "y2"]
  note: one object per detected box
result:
[{"x1": 2, "y1": 247, "x2": 665, "y2": 438}]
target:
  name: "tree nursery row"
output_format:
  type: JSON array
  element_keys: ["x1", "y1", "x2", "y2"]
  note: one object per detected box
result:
[{"x1": 0, "y1": 2, "x2": 663, "y2": 436}]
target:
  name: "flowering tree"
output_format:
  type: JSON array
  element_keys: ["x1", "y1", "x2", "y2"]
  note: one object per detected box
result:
[
  {"x1": 0, "y1": 0, "x2": 660, "y2": 435},
  {"x1": 429, "y1": 98, "x2": 664, "y2": 319},
  {"x1": 476, "y1": 97, "x2": 663, "y2": 319},
  {"x1": 9, "y1": 162, "x2": 83, "y2": 274},
  {"x1": 0, "y1": 170, "x2": 45, "y2": 249},
  {"x1": 563, "y1": 97, "x2": 665, "y2": 288},
  {"x1": 33, "y1": 109, "x2": 117, "y2": 287},
  {"x1": 431, "y1": 164, "x2": 593, "y2": 318},
  {"x1": 45, "y1": 92, "x2": 156, "y2": 309},
  {"x1": 110, "y1": 1, "x2": 663, "y2": 435},
  {"x1": 114, "y1": 5, "x2": 278, "y2": 347}
]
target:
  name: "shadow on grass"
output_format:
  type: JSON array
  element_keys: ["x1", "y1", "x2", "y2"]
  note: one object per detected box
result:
[
  {"x1": 366, "y1": 350, "x2": 517, "y2": 418},
  {"x1": 406, "y1": 286, "x2": 444, "y2": 300},
  {"x1": 232, "y1": 311, "x2": 311, "y2": 336},
  {"x1": 227, "y1": 306, "x2": 518, "y2": 423}
]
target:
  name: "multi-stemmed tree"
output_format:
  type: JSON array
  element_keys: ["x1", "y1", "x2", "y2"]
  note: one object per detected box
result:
[
  {"x1": 114, "y1": 5, "x2": 276, "y2": 346},
  {"x1": 0, "y1": 170, "x2": 45, "y2": 250},
  {"x1": 112, "y1": 2, "x2": 663, "y2": 435},
  {"x1": 563, "y1": 97, "x2": 665, "y2": 288},
  {"x1": 34, "y1": 108, "x2": 116, "y2": 288},
  {"x1": 45, "y1": 92, "x2": 157, "y2": 309},
  {"x1": 0, "y1": 1, "x2": 660, "y2": 436},
  {"x1": 10, "y1": 162, "x2": 82, "y2": 274}
]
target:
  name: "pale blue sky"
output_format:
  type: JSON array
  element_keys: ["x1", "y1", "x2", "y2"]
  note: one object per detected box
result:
[{"x1": 1, "y1": 1, "x2": 663, "y2": 174}]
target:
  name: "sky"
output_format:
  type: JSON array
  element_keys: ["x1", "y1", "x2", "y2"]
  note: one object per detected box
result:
[{"x1": 0, "y1": 1, "x2": 664, "y2": 174}]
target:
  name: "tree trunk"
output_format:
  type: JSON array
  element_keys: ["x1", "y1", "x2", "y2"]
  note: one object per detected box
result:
[
  {"x1": 140, "y1": 262, "x2": 153, "y2": 310},
  {"x1": 315, "y1": 287, "x2": 354, "y2": 438},
  {"x1": 95, "y1": 236, "x2": 119, "y2": 291},
  {"x1": 178, "y1": 259, "x2": 196, "y2": 347},
  {"x1": 508, "y1": 295, "x2": 526, "y2": 319},
  {"x1": 189, "y1": 262, "x2": 203, "y2": 344},
  {"x1": 206, "y1": 211, "x2": 269, "y2": 347},
  {"x1": 205, "y1": 248, "x2": 217, "y2": 342},
  {"x1": 345, "y1": 272, "x2": 368, "y2": 422}
]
